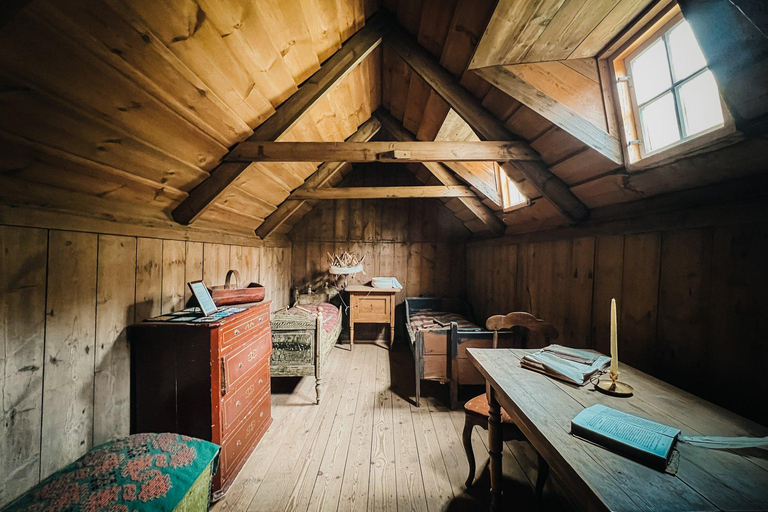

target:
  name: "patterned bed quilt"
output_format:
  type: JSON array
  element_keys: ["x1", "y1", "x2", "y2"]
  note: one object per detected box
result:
[
  {"x1": 409, "y1": 311, "x2": 481, "y2": 331},
  {"x1": 279, "y1": 302, "x2": 341, "y2": 333},
  {"x1": 2, "y1": 433, "x2": 219, "y2": 512}
]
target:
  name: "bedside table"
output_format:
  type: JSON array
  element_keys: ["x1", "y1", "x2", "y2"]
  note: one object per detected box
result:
[{"x1": 346, "y1": 285, "x2": 398, "y2": 348}]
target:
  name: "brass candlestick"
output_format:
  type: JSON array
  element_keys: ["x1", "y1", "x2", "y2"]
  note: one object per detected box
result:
[{"x1": 595, "y1": 369, "x2": 634, "y2": 397}]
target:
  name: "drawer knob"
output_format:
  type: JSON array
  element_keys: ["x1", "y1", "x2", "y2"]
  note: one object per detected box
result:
[
  {"x1": 236, "y1": 440, "x2": 242, "y2": 447},
  {"x1": 236, "y1": 401, "x2": 241, "y2": 407},
  {"x1": 258, "y1": 317, "x2": 263, "y2": 322},
  {"x1": 238, "y1": 362, "x2": 243, "y2": 368},
  {"x1": 260, "y1": 411, "x2": 264, "y2": 418},
  {"x1": 234, "y1": 329, "x2": 240, "y2": 335}
]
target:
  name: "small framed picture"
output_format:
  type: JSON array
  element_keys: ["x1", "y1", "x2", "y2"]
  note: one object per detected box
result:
[{"x1": 187, "y1": 281, "x2": 219, "y2": 317}]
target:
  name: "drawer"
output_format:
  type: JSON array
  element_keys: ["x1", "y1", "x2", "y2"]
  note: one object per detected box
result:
[
  {"x1": 221, "y1": 303, "x2": 270, "y2": 349},
  {"x1": 354, "y1": 296, "x2": 390, "y2": 322},
  {"x1": 222, "y1": 359, "x2": 270, "y2": 431},
  {"x1": 223, "y1": 333, "x2": 271, "y2": 393},
  {"x1": 221, "y1": 395, "x2": 271, "y2": 475}
]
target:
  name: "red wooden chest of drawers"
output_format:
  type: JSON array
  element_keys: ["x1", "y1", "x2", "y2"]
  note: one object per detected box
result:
[{"x1": 128, "y1": 302, "x2": 272, "y2": 496}]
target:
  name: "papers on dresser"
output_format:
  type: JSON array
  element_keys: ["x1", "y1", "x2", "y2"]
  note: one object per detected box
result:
[{"x1": 521, "y1": 345, "x2": 610, "y2": 385}]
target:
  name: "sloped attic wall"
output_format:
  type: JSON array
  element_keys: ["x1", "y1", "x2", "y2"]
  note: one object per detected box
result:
[{"x1": 290, "y1": 163, "x2": 469, "y2": 339}]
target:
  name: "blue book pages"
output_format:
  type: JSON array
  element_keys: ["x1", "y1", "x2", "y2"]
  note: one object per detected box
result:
[{"x1": 571, "y1": 404, "x2": 681, "y2": 470}]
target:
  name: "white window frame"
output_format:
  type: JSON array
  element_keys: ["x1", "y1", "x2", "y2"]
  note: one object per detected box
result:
[
  {"x1": 624, "y1": 13, "x2": 727, "y2": 159},
  {"x1": 495, "y1": 163, "x2": 529, "y2": 212}
]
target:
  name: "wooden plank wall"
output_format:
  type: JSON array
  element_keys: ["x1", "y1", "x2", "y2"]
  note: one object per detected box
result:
[
  {"x1": 466, "y1": 222, "x2": 768, "y2": 426},
  {"x1": 290, "y1": 165, "x2": 469, "y2": 339},
  {"x1": 0, "y1": 225, "x2": 291, "y2": 506}
]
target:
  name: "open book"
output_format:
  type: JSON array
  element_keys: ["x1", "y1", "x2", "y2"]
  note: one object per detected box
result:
[
  {"x1": 572, "y1": 404, "x2": 681, "y2": 471},
  {"x1": 521, "y1": 345, "x2": 610, "y2": 385}
]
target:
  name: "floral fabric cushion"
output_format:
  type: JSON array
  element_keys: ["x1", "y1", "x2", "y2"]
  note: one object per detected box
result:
[
  {"x1": 2, "y1": 433, "x2": 220, "y2": 512},
  {"x1": 409, "y1": 311, "x2": 480, "y2": 331}
]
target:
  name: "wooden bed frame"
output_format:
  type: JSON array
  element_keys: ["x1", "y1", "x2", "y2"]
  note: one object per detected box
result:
[
  {"x1": 270, "y1": 303, "x2": 342, "y2": 404},
  {"x1": 405, "y1": 298, "x2": 521, "y2": 409}
]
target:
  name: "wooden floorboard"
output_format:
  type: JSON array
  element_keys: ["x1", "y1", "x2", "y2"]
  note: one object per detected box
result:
[{"x1": 212, "y1": 343, "x2": 577, "y2": 511}]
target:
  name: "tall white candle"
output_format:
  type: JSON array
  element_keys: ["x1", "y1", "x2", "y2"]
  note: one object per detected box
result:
[{"x1": 610, "y1": 298, "x2": 618, "y2": 377}]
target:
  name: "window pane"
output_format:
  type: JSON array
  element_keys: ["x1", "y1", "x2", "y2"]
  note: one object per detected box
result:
[
  {"x1": 667, "y1": 20, "x2": 707, "y2": 81},
  {"x1": 678, "y1": 70, "x2": 724, "y2": 137},
  {"x1": 630, "y1": 39, "x2": 672, "y2": 104},
  {"x1": 506, "y1": 179, "x2": 526, "y2": 207},
  {"x1": 640, "y1": 92, "x2": 680, "y2": 152}
]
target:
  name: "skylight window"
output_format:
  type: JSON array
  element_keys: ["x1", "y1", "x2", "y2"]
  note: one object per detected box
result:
[
  {"x1": 496, "y1": 163, "x2": 527, "y2": 210},
  {"x1": 613, "y1": 12, "x2": 729, "y2": 161}
]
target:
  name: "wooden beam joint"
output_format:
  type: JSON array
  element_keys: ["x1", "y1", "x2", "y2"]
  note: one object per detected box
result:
[
  {"x1": 172, "y1": 12, "x2": 394, "y2": 226},
  {"x1": 384, "y1": 26, "x2": 590, "y2": 223}
]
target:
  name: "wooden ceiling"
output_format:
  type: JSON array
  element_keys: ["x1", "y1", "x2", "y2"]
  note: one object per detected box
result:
[
  {"x1": 0, "y1": 0, "x2": 765, "y2": 244},
  {"x1": 470, "y1": 0, "x2": 657, "y2": 68},
  {"x1": 0, "y1": 0, "x2": 378, "y2": 243}
]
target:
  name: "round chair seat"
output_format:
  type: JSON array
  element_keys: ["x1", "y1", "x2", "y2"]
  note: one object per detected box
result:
[{"x1": 463, "y1": 393, "x2": 515, "y2": 424}]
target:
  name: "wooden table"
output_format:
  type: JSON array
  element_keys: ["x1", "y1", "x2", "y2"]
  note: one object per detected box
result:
[
  {"x1": 346, "y1": 285, "x2": 398, "y2": 348},
  {"x1": 468, "y1": 348, "x2": 768, "y2": 512}
]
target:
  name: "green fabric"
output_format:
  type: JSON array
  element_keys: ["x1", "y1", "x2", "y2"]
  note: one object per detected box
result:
[
  {"x1": 173, "y1": 463, "x2": 213, "y2": 512},
  {"x1": 2, "y1": 433, "x2": 219, "y2": 512}
]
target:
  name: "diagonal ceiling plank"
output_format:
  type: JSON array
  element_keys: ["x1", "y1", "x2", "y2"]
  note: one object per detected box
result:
[
  {"x1": 255, "y1": 116, "x2": 382, "y2": 239},
  {"x1": 172, "y1": 12, "x2": 393, "y2": 225},
  {"x1": 375, "y1": 109, "x2": 506, "y2": 236},
  {"x1": 385, "y1": 26, "x2": 590, "y2": 223},
  {"x1": 473, "y1": 65, "x2": 623, "y2": 164}
]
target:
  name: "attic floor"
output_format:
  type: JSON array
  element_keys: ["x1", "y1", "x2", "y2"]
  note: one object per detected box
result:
[{"x1": 213, "y1": 342, "x2": 576, "y2": 512}]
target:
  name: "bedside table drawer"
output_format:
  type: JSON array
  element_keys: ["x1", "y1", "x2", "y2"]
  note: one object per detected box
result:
[{"x1": 354, "y1": 296, "x2": 390, "y2": 322}]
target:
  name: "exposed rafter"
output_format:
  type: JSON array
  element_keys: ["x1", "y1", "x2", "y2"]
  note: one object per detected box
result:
[
  {"x1": 474, "y1": 65, "x2": 623, "y2": 164},
  {"x1": 172, "y1": 12, "x2": 393, "y2": 225},
  {"x1": 385, "y1": 26, "x2": 590, "y2": 223},
  {"x1": 291, "y1": 186, "x2": 475, "y2": 199},
  {"x1": 226, "y1": 141, "x2": 538, "y2": 163},
  {"x1": 375, "y1": 109, "x2": 506, "y2": 236},
  {"x1": 254, "y1": 117, "x2": 382, "y2": 239}
]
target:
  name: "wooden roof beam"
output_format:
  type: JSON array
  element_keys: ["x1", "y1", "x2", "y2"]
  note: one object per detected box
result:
[
  {"x1": 385, "y1": 26, "x2": 590, "y2": 223},
  {"x1": 226, "y1": 141, "x2": 538, "y2": 163},
  {"x1": 172, "y1": 11, "x2": 393, "y2": 225},
  {"x1": 254, "y1": 116, "x2": 382, "y2": 239},
  {"x1": 291, "y1": 186, "x2": 476, "y2": 200},
  {"x1": 473, "y1": 65, "x2": 623, "y2": 164},
  {"x1": 375, "y1": 109, "x2": 506, "y2": 236}
]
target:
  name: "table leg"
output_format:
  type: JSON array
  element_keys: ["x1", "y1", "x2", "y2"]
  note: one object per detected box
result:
[
  {"x1": 350, "y1": 322, "x2": 355, "y2": 347},
  {"x1": 390, "y1": 322, "x2": 395, "y2": 349},
  {"x1": 488, "y1": 386, "x2": 503, "y2": 511}
]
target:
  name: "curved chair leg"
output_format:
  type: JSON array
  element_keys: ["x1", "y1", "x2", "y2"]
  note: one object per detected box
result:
[
  {"x1": 463, "y1": 417, "x2": 476, "y2": 488},
  {"x1": 535, "y1": 452, "x2": 550, "y2": 504}
]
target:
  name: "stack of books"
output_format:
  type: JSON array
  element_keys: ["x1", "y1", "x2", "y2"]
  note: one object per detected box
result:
[{"x1": 521, "y1": 345, "x2": 610, "y2": 385}]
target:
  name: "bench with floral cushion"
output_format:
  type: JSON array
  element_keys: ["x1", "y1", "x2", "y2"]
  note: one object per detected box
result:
[{"x1": 1, "y1": 433, "x2": 219, "y2": 512}]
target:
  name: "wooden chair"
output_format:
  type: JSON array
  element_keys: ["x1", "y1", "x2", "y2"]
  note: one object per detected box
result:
[{"x1": 462, "y1": 312, "x2": 558, "y2": 500}]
